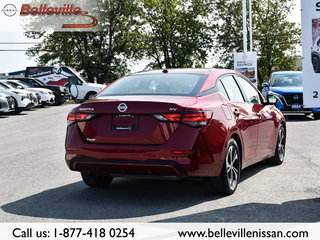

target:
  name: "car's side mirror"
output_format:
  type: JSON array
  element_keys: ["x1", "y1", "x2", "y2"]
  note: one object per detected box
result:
[
  {"x1": 77, "y1": 80, "x2": 83, "y2": 85},
  {"x1": 267, "y1": 95, "x2": 279, "y2": 105},
  {"x1": 17, "y1": 85, "x2": 23, "y2": 89},
  {"x1": 262, "y1": 82, "x2": 269, "y2": 88}
]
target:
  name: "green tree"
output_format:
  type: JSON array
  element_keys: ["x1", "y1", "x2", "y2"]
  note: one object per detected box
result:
[
  {"x1": 213, "y1": 0, "x2": 301, "y2": 84},
  {"x1": 26, "y1": 0, "x2": 143, "y2": 83},
  {"x1": 140, "y1": 0, "x2": 214, "y2": 69}
]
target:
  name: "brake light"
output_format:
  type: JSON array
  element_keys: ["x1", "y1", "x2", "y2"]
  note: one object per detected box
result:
[
  {"x1": 67, "y1": 112, "x2": 95, "y2": 125},
  {"x1": 153, "y1": 113, "x2": 181, "y2": 122},
  {"x1": 182, "y1": 112, "x2": 212, "y2": 127},
  {"x1": 153, "y1": 111, "x2": 212, "y2": 127}
]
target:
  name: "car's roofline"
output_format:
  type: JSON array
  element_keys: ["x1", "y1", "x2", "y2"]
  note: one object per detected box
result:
[{"x1": 127, "y1": 68, "x2": 237, "y2": 76}]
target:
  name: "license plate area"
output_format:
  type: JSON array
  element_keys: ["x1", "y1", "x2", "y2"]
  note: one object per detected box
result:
[
  {"x1": 291, "y1": 104, "x2": 302, "y2": 109},
  {"x1": 111, "y1": 115, "x2": 139, "y2": 131}
]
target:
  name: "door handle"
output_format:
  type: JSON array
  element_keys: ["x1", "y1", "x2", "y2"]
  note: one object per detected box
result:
[{"x1": 233, "y1": 109, "x2": 241, "y2": 117}]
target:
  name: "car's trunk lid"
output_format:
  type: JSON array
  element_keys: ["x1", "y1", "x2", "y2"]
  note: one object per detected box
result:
[{"x1": 75, "y1": 95, "x2": 197, "y2": 145}]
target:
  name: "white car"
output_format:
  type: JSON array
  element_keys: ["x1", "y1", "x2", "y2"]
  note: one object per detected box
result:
[
  {"x1": 3, "y1": 80, "x2": 55, "y2": 107},
  {"x1": 0, "y1": 82, "x2": 32, "y2": 114},
  {"x1": 68, "y1": 79, "x2": 105, "y2": 101},
  {"x1": 25, "y1": 66, "x2": 105, "y2": 101}
]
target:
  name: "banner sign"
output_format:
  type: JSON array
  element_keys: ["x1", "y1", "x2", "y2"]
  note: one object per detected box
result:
[
  {"x1": 234, "y1": 52, "x2": 258, "y2": 87},
  {"x1": 301, "y1": 0, "x2": 320, "y2": 107},
  {"x1": 0, "y1": 0, "x2": 101, "y2": 32},
  {"x1": 0, "y1": 223, "x2": 318, "y2": 240}
]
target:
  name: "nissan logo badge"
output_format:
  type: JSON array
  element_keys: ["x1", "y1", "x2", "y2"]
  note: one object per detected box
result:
[
  {"x1": 293, "y1": 95, "x2": 299, "y2": 101},
  {"x1": 118, "y1": 103, "x2": 127, "y2": 112}
]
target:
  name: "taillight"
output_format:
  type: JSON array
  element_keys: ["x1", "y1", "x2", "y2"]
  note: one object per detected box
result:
[
  {"x1": 153, "y1": 111, "x2": 212, "y2": 127},
  {"x1": 153, "y1": 113, "x2": 181, "y2": 122},
  {"x1": 182, "y1": 112, "x2": 212, "y2": 127},
  {"x1": 67, "y1": 112, "x2": 95, "y2": 125}
]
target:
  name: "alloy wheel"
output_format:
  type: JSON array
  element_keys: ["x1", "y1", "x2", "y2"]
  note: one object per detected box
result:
[
  {"x1": 226, "y1": 145, "x2": 239, "y2": 191},
  {"x1": 277, "y1": 126, "x2": 285, "y2": 162}
]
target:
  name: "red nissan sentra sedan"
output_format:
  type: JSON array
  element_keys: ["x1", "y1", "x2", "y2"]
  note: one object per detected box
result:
[{"x1": 65, "y1": 69, "x2": 286, "y2": 195}]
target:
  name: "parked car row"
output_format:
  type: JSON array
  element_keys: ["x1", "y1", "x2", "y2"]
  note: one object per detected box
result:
[{"x1": 0, "y1": 78, "x2": 70, "y2": 115}]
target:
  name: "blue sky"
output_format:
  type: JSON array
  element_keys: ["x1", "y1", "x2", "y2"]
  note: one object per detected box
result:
[{"x1": 0, "y1": 0, "x2": 301, "y2": 74}]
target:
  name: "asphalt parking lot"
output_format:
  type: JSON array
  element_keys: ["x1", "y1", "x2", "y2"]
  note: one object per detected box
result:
[{"x1": 0, "y1": 104, "x2": 319, "y2": 222}]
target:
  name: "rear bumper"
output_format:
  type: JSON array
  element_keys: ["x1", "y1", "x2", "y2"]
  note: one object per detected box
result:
[{"x1": 70, "y1": 157, "x2": 187, "y2": 177}]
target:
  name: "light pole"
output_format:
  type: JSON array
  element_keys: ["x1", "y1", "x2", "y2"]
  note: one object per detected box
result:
[
  {"x1": 242, "y1": 0, "x2": 247, "y2": 53},
  {"x1": 249, "y1": 0, "x2": 253, "y2": 52},
  {"x1": 243, "y1": 0, "x2": 253, "y2": 52}
]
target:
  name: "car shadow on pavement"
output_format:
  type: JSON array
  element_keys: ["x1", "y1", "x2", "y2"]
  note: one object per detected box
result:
[
  {"x1": 5, "y1": 113, "x2": 28, "y2": 116},
  {"x1": 284, "y1": 114, "x2": 315, "y2": 122},
  {"x1": 1, "y1": 178, "x2": 219, "y2": 220},
  {"x1": 1, "y1": 162, "x2": 286, "y2": 221},
  {"x1": 154, "y1": 198, "x2": 320, "y2": 222},
  {"x1": 239, "y1": 161, "x2": 276, "y2": 183}
]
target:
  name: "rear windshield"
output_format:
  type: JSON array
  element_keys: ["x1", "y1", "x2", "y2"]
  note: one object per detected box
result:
[
  {"x1": 98, "y1": 74, "x2": 208, "y2": 97},
  {"x1": 270, "y1": 73, "x2": 303, "y2": 87}
]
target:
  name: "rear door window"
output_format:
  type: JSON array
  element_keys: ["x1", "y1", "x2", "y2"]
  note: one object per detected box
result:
[
  {"x1": 216, "y1": 80, "x2": 229, "y2": 99},
  {"x1": 220, "y1": 76, "x2": 245, "y2": 102},
  {"x1": 234, "y1": 76, "x2": 262, "y2": 104}
]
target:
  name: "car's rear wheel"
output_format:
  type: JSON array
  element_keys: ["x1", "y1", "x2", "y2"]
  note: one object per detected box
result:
[
  {"x1": 81, "y1": 171, "x2": 113, "y2": 188},
  {"x1": 208, "y1": 138, "x2": 241, "y2": 195},
  {"x1": 85, "y1": 92, "x2": 97, "y2": 101},
  {"x1": 267, "y1": 124, "x2": 286, "y2": 165},
  {"x1": 313, "y1": 56, "x2": 320, "y2": 73}
]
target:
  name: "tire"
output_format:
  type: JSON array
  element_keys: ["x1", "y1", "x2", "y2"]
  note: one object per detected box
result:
[
  {"x1": 313, "y1": 112, "x2": 320, "y2": 120},
  {"x1": 313, "y1": 56, "x2": 320, "y2": 73},
  {"x1": 55, "y1": 99, "x2": 64, "y2": 106},
  {"x1": 53, "y1": 95, "x2": 64, "y2": 106},
  {"x1": 85, "y1": 92, "x2": 97, "y2": 100},
  {"x1": 267, "y1": 124, "x2": 286, "y2": 165},
  {"x1": 208, "y1": 138, "x2": 241, "y2": 195},
  {"x1": 81, "y1": 171, "x2": 113, "y2": 188}
]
